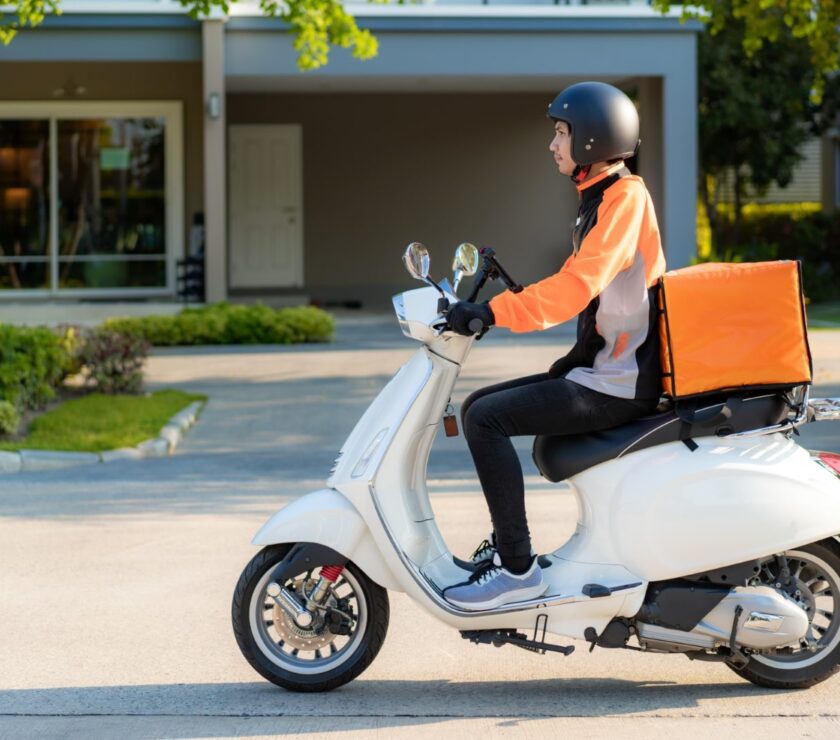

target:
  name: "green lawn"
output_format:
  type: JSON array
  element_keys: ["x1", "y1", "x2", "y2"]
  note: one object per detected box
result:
[
  {"x1": 0, "y1": 390, "x2": 206, "y2": 453},
  {"x1": 808, "y1": 302, "x2": 840, "y2": 329}
]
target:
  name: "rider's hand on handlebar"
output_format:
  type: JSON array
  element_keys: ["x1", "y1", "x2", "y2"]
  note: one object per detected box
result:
[{"x1": 445, "y1": 301, "x2": 495, "y2": 336}]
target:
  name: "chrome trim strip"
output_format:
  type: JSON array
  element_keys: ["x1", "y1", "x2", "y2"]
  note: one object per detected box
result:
[
  {"x1": 744, "y1": 612, "x2": 784, "y2": 633},
  {"x1": 367, "y1": 481, "x2": 580, "y2": 618}
]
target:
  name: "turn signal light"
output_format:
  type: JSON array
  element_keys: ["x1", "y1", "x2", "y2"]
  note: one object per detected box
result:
[{"x1": 816, "y1": 452, "x2": 840, "y2": 477}]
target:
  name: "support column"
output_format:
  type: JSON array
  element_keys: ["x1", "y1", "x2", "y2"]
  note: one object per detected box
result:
[
  {"x1": 661, "y1": 37, "x2": 698, "y2": 269},
  {"x1": 636, "y1": 77, "x2": 664, "y2": 229},
  {"x1": 202, "y1": 17, "x2": 227, "y2": 302}
]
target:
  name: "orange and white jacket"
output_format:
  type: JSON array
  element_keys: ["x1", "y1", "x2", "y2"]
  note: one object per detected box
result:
[{"x1": 489, "y1": 164, "x2": 666, "y2": 401}]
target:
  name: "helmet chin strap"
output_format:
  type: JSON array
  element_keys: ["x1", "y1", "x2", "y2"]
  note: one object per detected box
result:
[{"x1": 571, "y1": 164, "x2": 591, "y2": 184}]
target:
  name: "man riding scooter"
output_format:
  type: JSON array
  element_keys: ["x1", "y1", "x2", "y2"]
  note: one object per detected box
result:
[{"x1": 444, "y1": 81, "x2": 667, "y2": 610}]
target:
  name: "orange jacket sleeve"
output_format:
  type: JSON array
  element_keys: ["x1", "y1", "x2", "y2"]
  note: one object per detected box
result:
[{"x1": 489, "y1": 180, "x2": 646, "y2": 333}]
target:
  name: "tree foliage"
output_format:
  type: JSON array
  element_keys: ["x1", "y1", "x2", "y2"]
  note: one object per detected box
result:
[
  {"x1": 654, "y1": 0, "x2": 840, "y2": 101},
  {"x1": 0, "y1": 0, "x2": 382, "y2": 70},
  {"x1": 0, "y1": 0, "x2": 61, "y2": 45},
  {"x1": 694, "y1": 2, "x2": 840, "y2": 250}
]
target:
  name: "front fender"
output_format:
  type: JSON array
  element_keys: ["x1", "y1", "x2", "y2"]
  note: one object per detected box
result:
[{"x1": 252, "y1": 488, "x2": 402, "y2": 592}]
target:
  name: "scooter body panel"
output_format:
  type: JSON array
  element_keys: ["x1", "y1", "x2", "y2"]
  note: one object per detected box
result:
[
  {"x1": 564, "y1": 433, "x2": 840, "y2": 582},
  {"x1": 252, "y1": 487, "x2": 403, "y2": 592}
]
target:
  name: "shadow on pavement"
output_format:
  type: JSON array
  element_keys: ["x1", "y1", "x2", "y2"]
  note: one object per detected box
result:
[{"x1": 0, "y1": 676, "x2": 788, "y2": 730}]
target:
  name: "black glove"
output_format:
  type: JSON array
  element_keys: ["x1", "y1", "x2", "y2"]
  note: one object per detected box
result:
[{"x1": 446, "y1": 301, "x2": 495, "y2": 336}]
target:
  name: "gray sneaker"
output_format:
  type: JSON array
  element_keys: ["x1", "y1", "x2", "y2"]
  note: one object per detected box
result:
[{"x1": 445, "y1": 553, "x2": 547, "y2": 611}]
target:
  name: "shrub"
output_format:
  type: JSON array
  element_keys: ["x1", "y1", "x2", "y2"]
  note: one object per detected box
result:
[
  {"x1": 103, "y1": 303, "x2": 335, "y2": 346},
  {"x1": 0, "y1": 325, "x2": 71, "y2": 411},
  {"x1": 0, "y1": 400, "x2": 20, "y2": 436},
  {"x1": 697, "y1": 206, "x2": 840, "y2": 302},
  {"x1": 78, "y1": 329, "x2": 150, "y2": 395}
]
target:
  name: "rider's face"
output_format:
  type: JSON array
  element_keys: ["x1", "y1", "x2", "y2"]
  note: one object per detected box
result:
[{"x1": 550, "y1": 120, "x2": 576, "y2": 176}]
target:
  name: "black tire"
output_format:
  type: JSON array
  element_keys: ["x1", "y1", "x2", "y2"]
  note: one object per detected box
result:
[
  {"x1": 232, "y1": 544, "x2": 389, "y2": 692},
  {"x1": 729, "y1": 540, "x2": 840, "y2": 689}
]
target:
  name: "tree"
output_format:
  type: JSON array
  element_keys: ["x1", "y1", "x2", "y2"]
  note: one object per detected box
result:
[
  {"x1": 0, "y1": 0, "x2": 379, "y2": 70},
  {"x1": 697, "y1": 12, "x2": 840, "y2": 240},
  {"x1": 654, "y1": 0, "x2": 840, "y2": 101}
]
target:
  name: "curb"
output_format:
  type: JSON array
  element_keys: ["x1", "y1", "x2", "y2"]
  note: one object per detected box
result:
[{"x1": 0, "y1": 400, "x2": 205, "y2": 475}]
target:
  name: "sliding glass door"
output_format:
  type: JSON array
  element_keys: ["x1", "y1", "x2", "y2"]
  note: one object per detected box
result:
[
  {"x1": 0, "y1": 102, "x2": 182, "y2": 297},
  {"x1": 0, "y1": 120, "x2": 50, "y2": 290}
]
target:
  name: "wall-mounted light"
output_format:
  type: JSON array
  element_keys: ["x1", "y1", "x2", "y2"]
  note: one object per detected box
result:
[
  {"x1": 53, "y1": 76, "x2": 87, "y2": 98},
  {"x1": 207, "y1": 92, "x2": 221, "y2": 120}
]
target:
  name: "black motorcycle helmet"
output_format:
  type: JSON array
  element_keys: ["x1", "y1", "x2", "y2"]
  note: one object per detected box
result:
[{"x1": 548, "y1": 82, "x2": 640, "y2": 168}]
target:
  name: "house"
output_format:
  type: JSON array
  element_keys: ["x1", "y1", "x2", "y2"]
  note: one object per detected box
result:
[
  {"x1": 718, "y1": 136, "x2": 839, "y2": 206},
  {"x1": 0, "y1": 0, "x2": 701, "y2": 309}
]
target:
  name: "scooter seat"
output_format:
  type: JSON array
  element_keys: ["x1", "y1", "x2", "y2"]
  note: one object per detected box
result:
[{"x1": 532, "y1": 391, "x2": 791, "y2": 483}]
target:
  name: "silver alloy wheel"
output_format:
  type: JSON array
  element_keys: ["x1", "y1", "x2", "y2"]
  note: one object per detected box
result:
[
  {"x1": 753, "y1": 549, "x2": 840, "y2": 670},
  {"x1": 248, "y1": 566, "x2": 369, "y2": 676}
]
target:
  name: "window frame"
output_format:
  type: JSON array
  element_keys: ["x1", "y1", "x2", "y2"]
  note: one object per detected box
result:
[{"x1": 0, "y1": 101, "x2": 183, "y2": 298}]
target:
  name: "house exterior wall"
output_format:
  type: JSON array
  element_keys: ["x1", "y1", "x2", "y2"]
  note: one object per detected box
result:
[
  {"x1": 230, "y1": 92, "x2": 591, "y2": 308},
  {"x1": 225, "y1": 23, "x2": 698, "y2": 280},
  {"x1": 718, "y1": 137, "x2": 824, "y2": 205},
  {"x1": 0, "y1": 7, "x2": 699, "y2": 304},
  {"x1": 0, "y1": 61, "x2": 204, "y2": 255}
]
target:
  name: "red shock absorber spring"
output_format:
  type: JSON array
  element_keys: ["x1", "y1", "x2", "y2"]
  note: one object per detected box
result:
[{"x1": 320, "y1": 565, "x2": 344, "y2": 582}]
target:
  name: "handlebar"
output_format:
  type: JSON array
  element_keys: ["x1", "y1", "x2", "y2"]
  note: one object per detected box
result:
[
  {"x1": 467, "y1": 317, "x2": 485, "y2": 334},
  {"x1": 466, "y1": 247, "x2": 523, "y2": 303},
  {"x1": 434, "y1": 247, "x2": 521, "y2": 337}
]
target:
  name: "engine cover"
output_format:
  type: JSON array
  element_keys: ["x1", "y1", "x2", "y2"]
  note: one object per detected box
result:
[{"x1": 638, "y1": 585, "x2": 809, "y2": 651}]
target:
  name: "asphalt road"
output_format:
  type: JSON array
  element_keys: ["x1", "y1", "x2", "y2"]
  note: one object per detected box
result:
[{"x1": 1, "y1": 321, "x2": 839, "y2": 739}]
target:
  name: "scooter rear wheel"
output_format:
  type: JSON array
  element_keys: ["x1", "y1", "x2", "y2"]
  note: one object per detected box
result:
[
  {"x1": 729, "y1": 540, "x2": 840, "y2": 689},
  {"x1": 232, "y1": 544, "x2": 389, "y2": 692}
]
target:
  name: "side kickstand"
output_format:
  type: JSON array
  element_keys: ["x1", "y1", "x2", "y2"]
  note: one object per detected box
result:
[{"x1": 726, "y1": 604, "x2": 750, "y2": 669}]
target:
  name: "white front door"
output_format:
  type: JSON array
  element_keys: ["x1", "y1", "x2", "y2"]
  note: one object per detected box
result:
[{"x1": 228, "y1": 125, "x2": 303, "y2": 289}]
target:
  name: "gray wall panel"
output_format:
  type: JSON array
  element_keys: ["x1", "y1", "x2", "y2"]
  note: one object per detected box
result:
[
  {"x1": 0, "y1": 30, "x2": 200, "y2": 61},
  {"x1": 226, "y1": 31, "x2": 693, "y2": 79}
]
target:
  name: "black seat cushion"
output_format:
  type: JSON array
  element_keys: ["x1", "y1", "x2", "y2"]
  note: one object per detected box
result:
[{"x1": 532, "y1": 392, "x2": 791, "y2": 483}]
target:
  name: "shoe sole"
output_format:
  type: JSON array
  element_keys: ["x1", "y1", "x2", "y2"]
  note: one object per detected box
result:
[{"x1": 446, "y1": 581, "x2": 549, "y2": 611}]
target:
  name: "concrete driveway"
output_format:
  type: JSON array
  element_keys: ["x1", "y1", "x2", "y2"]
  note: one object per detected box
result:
[{"x1": 1, "y1": 320, "x2": 839, "y2": 739}]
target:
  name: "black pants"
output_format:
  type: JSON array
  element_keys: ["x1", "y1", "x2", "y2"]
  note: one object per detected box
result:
[{"x1": 461, "y1": 373, "x2": 658, "y2": 569}]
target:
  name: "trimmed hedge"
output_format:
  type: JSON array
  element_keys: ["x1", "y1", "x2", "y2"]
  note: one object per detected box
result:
[
  {"x1": 104, "y1": 303, "x2": 335, "y2": 346},
  {"x1": 0, "y1": 325, "x2": 74, "y2": 412}
]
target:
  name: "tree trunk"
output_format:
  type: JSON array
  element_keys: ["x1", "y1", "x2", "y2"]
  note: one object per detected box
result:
[
  {"x1": 732, "y1": 168, "x2": 743, "y2": 250},
  {"x1": 700, "y1": 169, "x2": 715, "y2": 255}
]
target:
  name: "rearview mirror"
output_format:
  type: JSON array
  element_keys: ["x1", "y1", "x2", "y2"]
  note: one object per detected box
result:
[
  {"x1": 452, "y1": 242, "x2": 480, "y2": 294},
  {"x1": 403, "y1": 242, "x2": 431, "y2": 282}
]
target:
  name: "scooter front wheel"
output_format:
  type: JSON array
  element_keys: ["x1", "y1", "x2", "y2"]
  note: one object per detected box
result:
[{"x1": 232, "y1": 544, "x2": 389, "y2": 692}]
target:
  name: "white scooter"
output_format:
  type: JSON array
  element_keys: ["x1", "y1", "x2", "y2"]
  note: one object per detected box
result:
[{"x1": 232, "y1": 242, "x2": 840, "y2": 693}]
